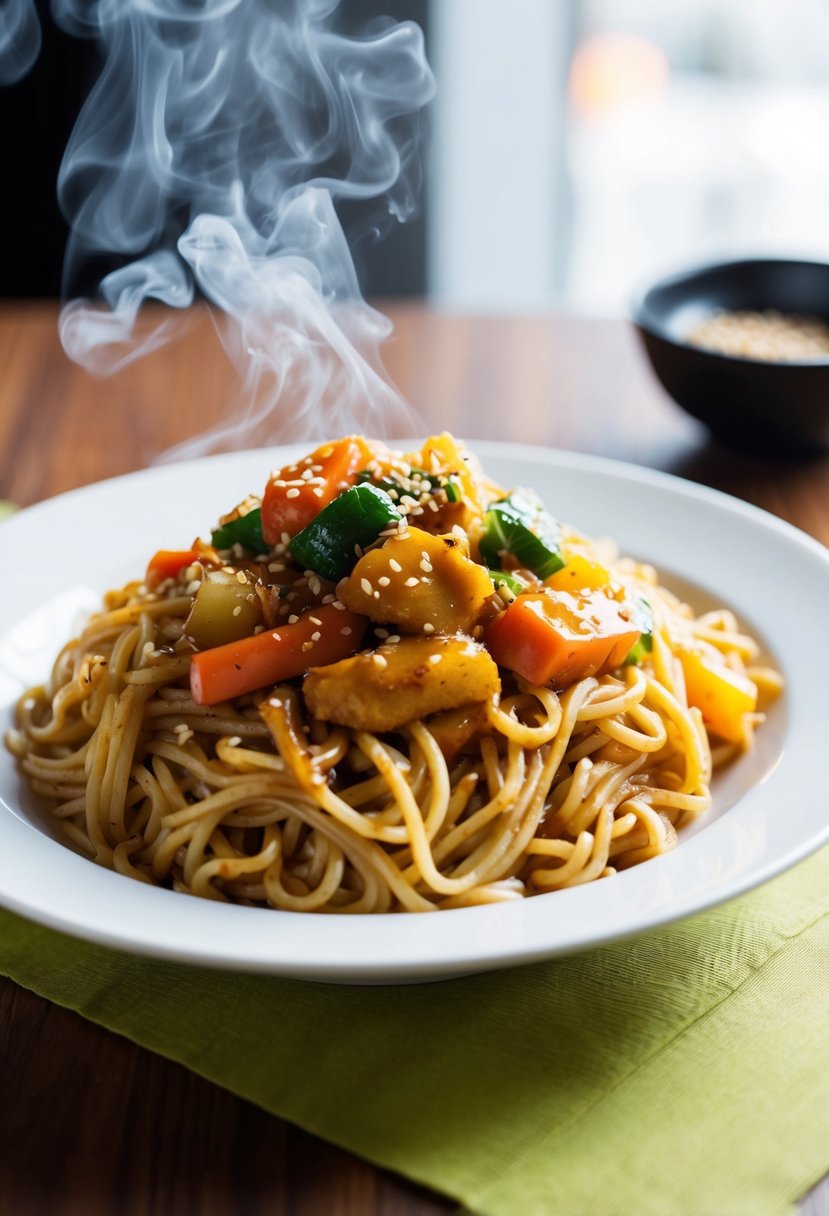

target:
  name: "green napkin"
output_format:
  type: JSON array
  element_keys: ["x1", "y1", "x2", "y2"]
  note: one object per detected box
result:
[{"x1": 2, "y1": 846, "x2": 828, "y2": 1216}]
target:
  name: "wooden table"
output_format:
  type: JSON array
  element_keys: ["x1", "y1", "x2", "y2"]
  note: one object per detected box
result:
[{"x1": 1, "y1": 301, "x2": 827, "y2": 1215}]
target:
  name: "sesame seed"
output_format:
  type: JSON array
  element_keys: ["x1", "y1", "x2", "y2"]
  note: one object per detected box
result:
[
  {"x1": 387, "y1": 634, "x2": 401, "y2": 644},
  {"x1": 332, "y1": 600, "x2": 346, "y2": 611},
  {"x1": 420, "y1": 560, "x2": 432, "y2": 573},
  {"x1": 322, "y1": 593, "x2": 335, "y2": 604},
  {"x1": 286, "y1": 488, "x2": 300, "y2": 499},
  {"x1": 404, "y1": 577, "x2": 419, "y2": 587},
  {"x1": 389, "y1": 558, "x2": 402, "y2": 573},
  {"x1": 373, "y1": 590, "x2": 381, "y2": 599},
  {"x1": 341, "y1": 626, "x2": 352, "y2": 636},
  {"x1": 226, "y1": 736, "x2": 242, "y2": 747},
  {"x1": 281, "y1": 532, "x2": 291, "y2": 546},
  {"x1": 232, "y1": 605, "x2": 242, "y2": 617},
  {"x1": 375, "y1": 628, "x2": 389, "y2": 638},
  {"x1": 236, "y1": 571, "x2": 248, "y2": 584},
  {"x1": 423, "y1": 623, "x2": 435, "y2": 633},
  {"x1": 288, "y1": 614, "x2": 299, "y2": 625},
  {"x1": 311, "y1": 631, "x2": 321, "y2": 642},
  {"x1": 309, "y1": 615, "x2": 322, "y2": 626},
  {"x1": 268, "y1": 561, "x2": 285, "y2": 573},
  {"x1": 309, "y1": 577, "x2": 321, "y2": 596},
  {"x1": 269, "y1": 697, "x2": 282, "y2": 708},
  {"x1": 360, "y1": 578, "x2": 373, "y2": 595},
  {"x1": 313, "y1": 487, "x2": 324, "y2": 497},
  {"x1": 428, "y1": 500, "x2": 439, "y2": 512},
  {"x1": 311, "y1": 463, "x2": 323, "y2": 472},
  {"x1": 301, "y1": 469, "x2": 314, "y2": 480},
  {"x1": 271, "y1": 632, "x2": 282, "y2": 641},
  {"x1": 301, "y1": 641, "x2": 313, "y2": 652},
  {"x1": 429, "y1": 653, "x2": 443, "y2": 665},
  {"x1": 377, "y1": 576, "x2": 390, "y2": 587},
  {"x1": 372, "y1": 653, "x2": 388, "y2": 668}
]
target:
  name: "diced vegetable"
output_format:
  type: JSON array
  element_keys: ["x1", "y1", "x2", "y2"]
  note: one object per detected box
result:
[
  {"x1": 145, "y1": 550, "x2": 199, "y2": 591},
  {"x1": 679, "y1": 650, "x2": 757, "y2": 743},
  {"x1": 261, "y1": 436, "x2": 372, "y2": 544},
  {"x1": 289, "y1": 484, "x2": 401, "y2": 581},
  {"x1": 545, "y1": 554, "x2": 610, "y2": 593},
  {"x1": 189, "y1": 604, "x2": 368, "y2": 706},
  {"x1": 444, "y1": 479, "x2": 462, "y2": 503},
  {"x1": 485, "y1": 588, "x2": 641, "y2": 688},
  {"x1": 303, "y1": 635, "x2": 501, "y2": 732},
  {"x1": 211, "y1": 506, "x2": 266, "y2": 554},
  {"x1": 417, "y1": 433, "x2": 488, "y2": 514},
  {"x1": 624, "y1": 597, "x2": 654, "y2": 665},
  {"x1": 338, "y1": 526, "x2": 495, "y2": 634},
  {"x1": 184, "y1": 570, "x2": 263, "y2": 650},
  {"x1": 479, "y1": 489, "x2": 564, "y2": 580}
]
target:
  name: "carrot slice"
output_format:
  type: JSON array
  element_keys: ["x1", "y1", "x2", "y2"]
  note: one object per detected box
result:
[
  {"x1": 189, "y1": 604, "x2": 368, "y2": 706},
  {"x1": 485, "y1": 589, "x2": 641, "y2": 688},
  {"x1": 145, "y1": 549, "x2": 199, "y2": 591},
  {"x1": 261, "y1": 437, "x2": 373, "y2": 544}
]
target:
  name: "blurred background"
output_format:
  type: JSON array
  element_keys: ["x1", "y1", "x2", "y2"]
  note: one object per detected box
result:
[{"x1": 3, "y1": 0, "x2": 829, "y2": 311}]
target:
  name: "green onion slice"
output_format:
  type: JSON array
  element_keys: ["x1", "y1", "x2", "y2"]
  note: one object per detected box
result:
[{"x1": 490, "y1": 569, "x2": 531, "y2": 596}]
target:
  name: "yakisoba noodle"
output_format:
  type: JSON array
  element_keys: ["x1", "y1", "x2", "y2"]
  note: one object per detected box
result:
[{"x1": 6, "y1": 435, "x2": 782, "y2": 913}]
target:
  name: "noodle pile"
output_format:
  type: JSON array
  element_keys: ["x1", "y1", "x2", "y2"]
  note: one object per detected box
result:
[{"x1": 5, "y1": 440, "x2": 782, "y2": 914}]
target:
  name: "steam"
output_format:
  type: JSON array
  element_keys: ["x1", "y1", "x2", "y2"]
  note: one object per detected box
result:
[
  {"x1": 54, "y1": 0, "x2": 434, "y2": 456},
  {"x1": 0, "y1": 0, "x2": 41, "y2": 85}
]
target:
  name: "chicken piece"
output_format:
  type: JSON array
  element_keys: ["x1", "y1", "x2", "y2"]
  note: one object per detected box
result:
[
  {"x1": 338, "y1": 527, "x2": 494, "y2": 635},
  {"x1": 303, "y1": 635, "x2": 501, "y2": 732}
]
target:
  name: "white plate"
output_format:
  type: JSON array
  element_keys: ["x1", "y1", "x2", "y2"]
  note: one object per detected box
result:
[{"x1": 1, "y1": 443, "x2": 826, "y2": 983}]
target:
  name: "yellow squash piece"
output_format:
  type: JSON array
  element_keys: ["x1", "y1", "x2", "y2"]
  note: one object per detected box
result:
[
  {"x1": 545, "y1": 555, "x2": 611, "y2": 593},
  {"x1": 303, "y1": 635, "x2": 501, "y2": 732},
  {"x1": 416, "y1": 433, "x2": 490, "y2": 514},
  {"x1": 338, "y1": 526, "x2": 495, "y2": 634},
  {"x1": 679, "y1": 650, "x2": 758, "y2": 744}
]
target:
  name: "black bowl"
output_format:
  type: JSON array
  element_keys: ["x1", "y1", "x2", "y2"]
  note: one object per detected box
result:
[{"x1": 631, "y1": 258, "x2": 829, "y2": 457}]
